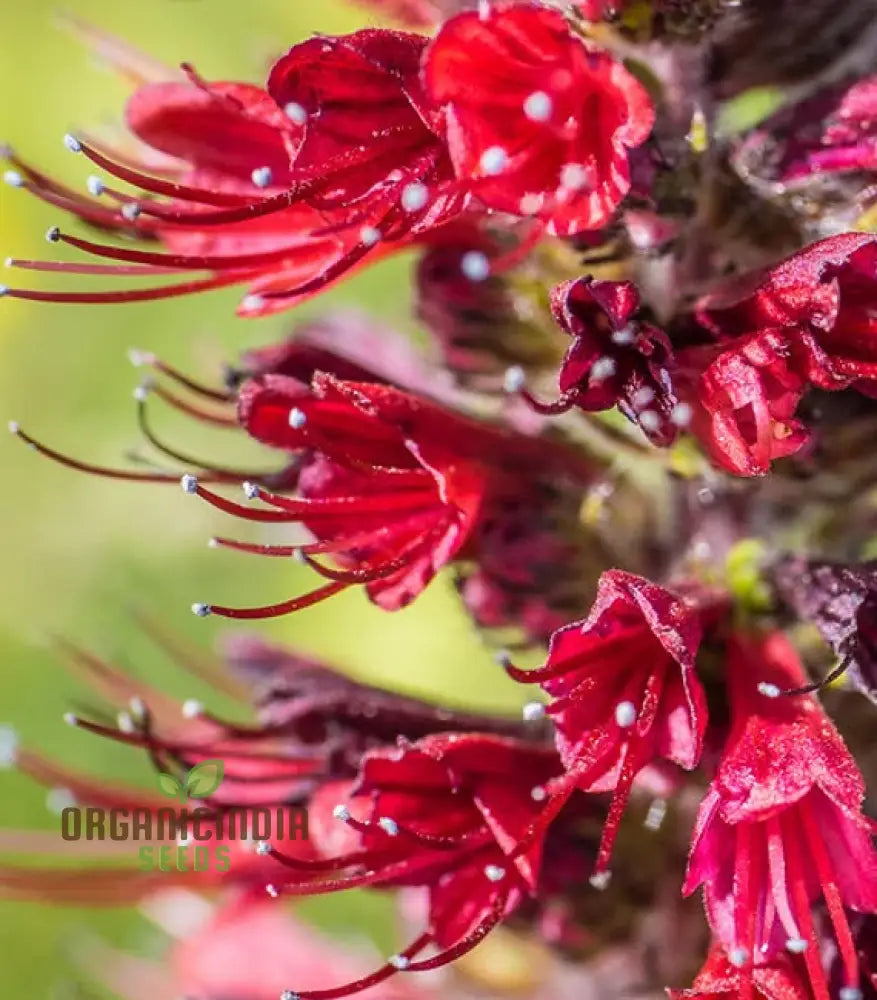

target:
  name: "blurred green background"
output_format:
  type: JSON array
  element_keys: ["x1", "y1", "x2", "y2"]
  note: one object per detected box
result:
[{"x1": 0, "y1": 2, "x2": 528, "y2": 994}]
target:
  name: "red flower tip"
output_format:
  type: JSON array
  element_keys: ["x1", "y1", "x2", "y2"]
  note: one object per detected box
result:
[
  {"x1": 684, "y1": 631, "x2": 877, "y2": 1000},
  {"x1": 537, "y1": 276, "x2": 683, "y2": 444},
  {"x1": 505, "y1": 570, "x2": 708, "y2": 877},
  {"x1": 424, "y1": 2, "x2": 655, "y2": 235}
]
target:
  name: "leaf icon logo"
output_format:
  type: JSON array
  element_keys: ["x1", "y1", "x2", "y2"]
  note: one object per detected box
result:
[
  {"x1": 184, "y1": 759, "x2": 225, "y2": 799},
  {"x1": 156, "y1": 760, "x2": 224, "y2": 803},
  {"x1": 157, "y1": 772, "x2": 185, "y2": 801}
]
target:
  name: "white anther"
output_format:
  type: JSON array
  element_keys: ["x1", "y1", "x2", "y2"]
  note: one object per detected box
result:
[
  {"x1": 503, "y1": 365, "x2": 526, "y2": 393},
  {"x1": 614, "y1": 701, "x2": 637, "y2": 728},
  {"x1": 523, "y1": 91, "x2": 553, "y2": 122},
  {"x1": 45, "y1": 226, "x2": 61, "y2": 243},
  {"x1": 86, "y1": 175, "x2": 105, "y2": 197},
  {"x1": 63, "y1": 712, "x2": 79, "y2": 727},
  {"x1": 522, "y1": 701, "x2": 546, "y2": 722},
  {"x1": 0, "y1": 725, "x2": 19, "y2": 768},
  {"x1": 241, "y1": 294, "x2": 265, "y2": 312},
  {"x1": 133, "y1": 383, "x2": 150, "y2": 403},
  {"x1": 127, "y1": 348, "x2": 154, "y2": 368},
  {"x1": 191, "y1": 603, "x2": 211, "y2": 618},
  {"x1": 266, "y1": 884, "x2": 280, "y2": 898},
  {"x1": 479, "y1": 145, "x2": 508, "y2": 176},
  {"x1": 333, "y1": 804, "x2": 351, "y2": 822},
  {"x1": 786, "y1": 937, "x2": 808, "y2": 954},
  {"x1": 281, "y1": 992, "x2": 301, "y2": 1000},
  {"x1": 461, "y1": 250, "x2": 490, "y2": 282},
  {"x1": 728, "y1": 947, "x2": 749, "y2": 968},
  {"x1": 121, "y1": 202, "x2": 141, "y2": 221},
  {"x1": 0, "y1": 286, "x2": 8, "y2": 297},
  {"x1": 63, "y1": 134, "x2": 82, "y2": 153},
  {"x1": 401, "y1": 182, "x2": 428, "y2": 213},
  {"x1": 484, "y1": 864, "x2": 506, "y2": 882},
  {"x1": 256, "y1": 840, "x2": 272, "y2": 856},
  {"x1": 589, "y1": 357, "x2": 617, "y2": 383},
  {"x1": 378, "y1": 817, "x2": 399, "y2": 836},
  {"x1": 671, "y1": 402, "x2": 693, "y2": 427},
  {"x1": 129, "y1": 696, "x2": 146, "y2": 719},
  {"x1": 389, "y1": 955, "x2": 410, "y2": 970},
  {"x1": 251, "y1": 166, "x2": 273, "y2": 189},
  {"x1": 839, "y1": 989, "x2": 863, "y2": 1000},
  {"x1": 494, "y1": 649, "x2": 512, "y2": 668},
  {"x1": 639, "y1": 410, "x2": 661, "y2": 433},
  {"x1": 288, "y1": 407, "x2": 307, "y2": 429},
  {"x1": 182, "y1": 699, "x2": 204, "y2": 719},
  {"x1": 180, "y1": 474, "x2": 198, "y2": 495},
  {"x1": 46, "y1": 787, "x2": 76, "y2": 813},
  {"x1": 560, "y1": 163, "x2": 589, "y2": 191},
  {"x1": 519, "y1": 192, "x2": 545, "y2": 215},
  {"x1": 284, "y1": 102, "x2": 308, "y2": 125},
  {"x1": 360, "y1": 226, "x2": 381, "y2": 247},
  {"x1": 612, "y1": 324, "x2": 636, "y2": 345},
  {"x1": 3, "y1": 170, "x2": 23, "y2": 188},
  {"x1": 589, "y1": 870, "x2": 612, "y2": 891},
  {"x1": 242, "y1": 481, "x2": 260, "y2": 500},
  {"x1": 632, "y1": 387, "x2": 655, "y2": 408},
  {"x1": 117, "y1": 711, "x2": 135, "y2": 734},
  {"x1": 758, "y1": 682, "x2": 781, "y2": 699},
  {"x1": 530, "y1": 785, "x2": 547, "y2": 802},
  {"x1": 644, "y1": 797, "x2": 667, "y2": 831}
]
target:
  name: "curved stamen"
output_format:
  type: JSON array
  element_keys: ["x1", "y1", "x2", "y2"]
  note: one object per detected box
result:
[
  {"x1": 290, "y1": 932, "x2": 433, "y2": 1000},
  {"x1": 129, "y1": 350, "x2": 232, "y2": 402},
  {"x1": 201, "y1": 580, "x2": 350, "y2": 620},
  {"x1": 10, "y1": 423, "x2": 183, "y2": 483},
  {"x1": 3, "y1": 271, "x2": 252, "y2": 305},
  {"x1": 70, "y1": 137, "x2": 252, "y2": 207}
]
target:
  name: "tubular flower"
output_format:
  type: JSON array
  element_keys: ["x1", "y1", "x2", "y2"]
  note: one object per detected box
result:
[
  {"x1": 3, "y1": 30, "x2": 466, "y2": 316},
  {"x1": 522, "y1": 276, "x2": 684, "y2": 445},
  {"x1": 184, "y1": 372, "x2": 593, "y2": 622},
  {"x1": 679, "y1": 233, "x2": 877, "y2": 475},
  {"x1": 259, "y1": 732, "x2": 565, "y2": 996},
  {"x1": 423, "y1": 2, "x2": 655, "y2": 236},
  {"x1": 684, "y1": 631, "x2": 877, "y2": 1000},
  {"x1": 504, "y1": 570, "x2": 709, "y2": 880},
  {"x1": 0, "y1": 635, "x2": 533, "y2": 904}
]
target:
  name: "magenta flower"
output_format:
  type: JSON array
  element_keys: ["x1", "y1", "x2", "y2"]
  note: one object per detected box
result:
[{"x1": 684, "y1": 631, "x2": 877, "y2": 1000}]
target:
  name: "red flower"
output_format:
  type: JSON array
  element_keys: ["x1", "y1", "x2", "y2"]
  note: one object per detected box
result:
[
  {"x1": 261, "y1": 732, "x2": 563, "y2": 996},
  {"x1": 521, "y1": 276, "x2": 684, "y2": 445},
  {"x1": 698, "y1": 233, "x2": 877, "y2": 394},
  {"x1": 505, "y1": 570, "x2": 708, "y2": 879},
  {"x1": 679, "y1": 233, "x2": 877, "y2": 475},
  {"x1": 670, "y1": 945, "x2": 812, "y2": 1000},
  {"x1": 678, "y1": 332, "x2": 811, "y2": 477},
  {"x1": 684, "y1": 631, "x2": 877, "y2": 1000},
  {"x1": 0, "y1": 636, "x2": 532, "y2": 906},
  {"x1": 179, "y1": 371, "x2": 592, "y2": 622},
  {"x1": 423, "y1": 2, "x2": 654, "y2": 236},
  {"x1": 3, "y1": 31, "x2": 465, "y2": 316}
]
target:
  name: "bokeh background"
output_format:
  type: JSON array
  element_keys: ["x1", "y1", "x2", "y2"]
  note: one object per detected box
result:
[{"x1": 0, "y1": 2, "x2": 531, "y2": 993}]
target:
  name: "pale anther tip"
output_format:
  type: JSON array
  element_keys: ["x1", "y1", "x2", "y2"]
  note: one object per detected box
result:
[
  {"x1": 181, "y1": 699, "x2": 204, "y2": 719},
  {"x1": 503, "y1": 365, "x2": 526, "y2": 394},
  {"x1": 63, "y1": 133, "x2": 82, "y2": 153},
  {"x1": 45, "y1": 226, "x2": 61, "y2": 244},
  {"x1": 180, "y1": 474, "x2": 198, "y2": 495},
  {"x1": 191, "y1": 603, "x2": 211, "y2": 618}
]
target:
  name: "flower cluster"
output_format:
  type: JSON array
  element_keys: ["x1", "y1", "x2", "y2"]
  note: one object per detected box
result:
[{"x1": 3, "y1": 2, "x2": 877, "y2": 1000}]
